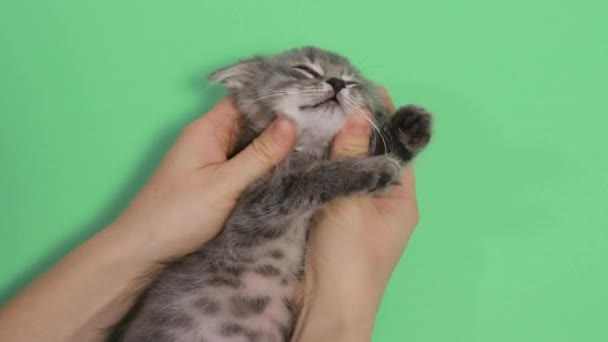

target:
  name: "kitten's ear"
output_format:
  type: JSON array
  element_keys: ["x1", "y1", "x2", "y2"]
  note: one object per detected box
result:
[{"x1": 210, "y1": 57, "x2": 263, "y2": 90}]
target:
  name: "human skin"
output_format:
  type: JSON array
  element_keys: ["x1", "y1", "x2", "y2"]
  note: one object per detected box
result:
[
  {"x1": 293, "y1": 90, "x2": 420, "y2": 342},
  {"x1": 0, "y1": 90, "x2": 420, "y2": 342}
]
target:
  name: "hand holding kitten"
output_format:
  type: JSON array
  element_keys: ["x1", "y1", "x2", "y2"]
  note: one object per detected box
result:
[
  {"x1": 0, "y1": 49, "x2": 429, "y2": 342},
  {"x1": 110, "y1": 47, "x2": 432, "y2": 341},
  {"x1": 0, "y1": 98, "x2": 299, "y2": 342},
  {"x1": 114, "y1": 98, "x2": 298, "y2": 262},
  {"x1": 294, "y1": 89, "x2": 421, "y2": 341}
]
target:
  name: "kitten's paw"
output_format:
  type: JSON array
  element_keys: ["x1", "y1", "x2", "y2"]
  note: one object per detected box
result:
[
  {"x1": 391, "y1": 105, "x2": 432, "y2": 153},
  {"x1": 360, "y1": 157, "x2": 402, "y2": 192}
]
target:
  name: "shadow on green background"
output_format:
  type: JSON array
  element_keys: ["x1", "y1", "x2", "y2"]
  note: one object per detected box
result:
[{"x1": 1, "y1": 1, "x2": 607, "y2": 341}]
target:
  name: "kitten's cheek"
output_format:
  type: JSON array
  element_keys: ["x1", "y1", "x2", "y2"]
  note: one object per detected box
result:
[{"x1": 274, "y1": 97, "x2": 302, "y2": 119}]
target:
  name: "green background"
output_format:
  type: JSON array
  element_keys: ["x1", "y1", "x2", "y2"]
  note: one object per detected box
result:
[{"x1": 1, "y1": 1, "x2": 607, "y2": 341}]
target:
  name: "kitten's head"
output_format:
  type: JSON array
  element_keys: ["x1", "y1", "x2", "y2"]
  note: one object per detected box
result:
[{"x1": 211, "y1": 47, "x2": 385, "y2": 152}]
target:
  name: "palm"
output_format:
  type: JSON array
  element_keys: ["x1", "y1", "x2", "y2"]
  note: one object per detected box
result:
[
  {"x1": 302, "y1": 85, "x2": 421, "y2": 309},
  {"x1": 320, "y1": 169, "x2": 418, "y2": 263}
]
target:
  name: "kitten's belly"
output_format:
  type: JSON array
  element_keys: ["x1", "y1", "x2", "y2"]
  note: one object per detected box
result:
[
  {"x1": 185, "y1": 273, "x2": 296, "y2": 341},
  {"x1": 121, "y1": 212, "x2": 312, "y2": 342},
  {"x1": 142, "y1": 236, "x2": 306, "y2": 342}
]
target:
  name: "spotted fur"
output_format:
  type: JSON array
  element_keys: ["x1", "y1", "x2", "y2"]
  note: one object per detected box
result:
[{"x1": 108, "y1": 46, "x2": 433, "y2": 342}]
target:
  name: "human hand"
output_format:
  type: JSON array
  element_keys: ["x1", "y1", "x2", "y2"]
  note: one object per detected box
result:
[
  {"x1": 0, "y1": 98, "x2": 298, "y2": 342},
  {"x1": 113, "y1": 98, "x2": 297, "y2": 262},
  {"x1": 293, "y1": 89, "x2": 420, "y2": 341}
]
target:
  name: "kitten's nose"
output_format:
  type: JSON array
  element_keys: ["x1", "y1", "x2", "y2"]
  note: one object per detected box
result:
[{"x1": 326, "y1": 77, "x2": 346, "y2": 93}]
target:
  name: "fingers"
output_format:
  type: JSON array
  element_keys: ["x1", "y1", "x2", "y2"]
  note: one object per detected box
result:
[
  {"x1": 386, "y1": 165, "x2": 417, "y2": 203},
  {"x1": 168, "y1": 97, "x2": 242, "y2": 169},
  {"x1": 378, "y1": 86, "x2": 416, "y2": 200},
  {"x1": 331, "y1": 115, "x2": 372, "y2": 158},
  {"x1": 380, "y1": 165, "x2": 419, "y2": 217},
  {"x1": 397, "y1": 165, "x2": 417, "y2": 198},
  {"x1": 195, "y1": 97, "x2": 241, "y2": 153},
  {"x1": 379, "y1": 86, "x2": 396, "y2": 113},
  {"x1": 395, "y1": 165, "x2": 420, "y2": 226},
  {"x1": 375, "y1": 86, "x2": 418, "y2": 208},
  {"x1": 331, "y1": 86, "x2": 395, "y2": 159},
  {"x1": 218, "y1": 117, "x2": 298, "y2": 193}
]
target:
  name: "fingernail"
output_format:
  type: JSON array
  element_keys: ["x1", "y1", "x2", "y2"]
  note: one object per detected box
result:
[
  {"x1": 271, "y1": 117, "x2": 296, "y2": 140},
  {"x1": 345, "y1": 115, "x2": 370, "y2": 136}
]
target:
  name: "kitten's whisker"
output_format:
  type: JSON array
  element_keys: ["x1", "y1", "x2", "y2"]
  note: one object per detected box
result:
[
  {"x1": 235, "y1": 92, "x2": 285, "y2": 110},
  {"x1": 343, "y1": 97, "x2": 390, "y2": 154},
  {"x1": 349, "y1": 96, "x2": 394, "y2": 152},
  {"x1": 343, "y1": 97, "x2": 375, "y2": 151}
]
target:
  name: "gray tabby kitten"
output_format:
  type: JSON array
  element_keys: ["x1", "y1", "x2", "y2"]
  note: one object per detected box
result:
[{"x1": 109, "y1": 46, "x2": 432, "y2": 342}]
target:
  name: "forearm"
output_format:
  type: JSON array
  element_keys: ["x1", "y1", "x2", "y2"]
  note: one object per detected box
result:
[{"x1": 0, "y1": 223, "x2": 160, "y2": 342}]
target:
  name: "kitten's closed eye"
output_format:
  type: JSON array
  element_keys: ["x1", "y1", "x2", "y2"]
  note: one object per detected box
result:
[{"x1": 292, "y1": 65, "x2": 321, "y2": 78}]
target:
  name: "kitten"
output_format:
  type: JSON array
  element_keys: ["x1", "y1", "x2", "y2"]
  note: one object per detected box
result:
[{"x1": 108, "y1": 46, "x2": 432, "y2": 342}]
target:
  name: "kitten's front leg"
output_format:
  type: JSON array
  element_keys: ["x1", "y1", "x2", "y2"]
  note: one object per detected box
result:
[
  {"x1": 301, "y1": 156, "x2": 402, "y2": 202},
  {"x1": 241, "y1": 156, "x2": 401, "y2": 213},
  {"x1": 227, "y1": 156, "x2": 401, "y2": 243}
]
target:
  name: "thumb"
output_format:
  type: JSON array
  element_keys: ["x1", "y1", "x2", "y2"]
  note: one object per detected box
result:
[
  {"x1": 331, "y1": 115, "x2": 371, "y2": 158},
  {"x1": 219, "y1": 117, "x2": 297, "y2": 193}
]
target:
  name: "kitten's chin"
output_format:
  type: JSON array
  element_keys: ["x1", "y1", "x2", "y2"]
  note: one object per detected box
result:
[
  {"x1": 299, "y1": 94, "x2": 341, "y2": 110},
  {"x1": 274, "y1": 95, "x2": 346, "y2": 120},
  {"x1": 286, "y1": 107, "x2": 346, "y2": 129}
]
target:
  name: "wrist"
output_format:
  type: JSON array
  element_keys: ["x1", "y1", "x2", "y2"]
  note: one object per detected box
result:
[
  {"x1": 112, "y1": 198, "x2": 226, "y2": 262},
  {"x1": 104, "y1": 220, "x2": 175, "y2": 269}
]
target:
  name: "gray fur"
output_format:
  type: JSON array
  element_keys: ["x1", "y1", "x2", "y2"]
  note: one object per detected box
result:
[{"x1": 108, "y1": 46, "x2": 433, "y2": 342}]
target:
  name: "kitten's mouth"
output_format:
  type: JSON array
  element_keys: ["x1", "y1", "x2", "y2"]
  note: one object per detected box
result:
[{"x1": 301, "y1": 95, "x2": 340, "y2": 109}]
